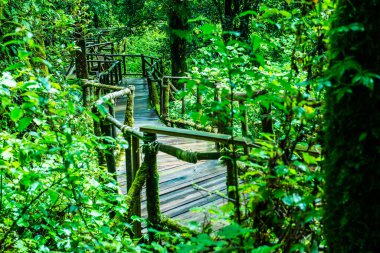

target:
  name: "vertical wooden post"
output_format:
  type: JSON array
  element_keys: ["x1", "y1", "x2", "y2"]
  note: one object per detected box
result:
[
  {"x1": 124, "y1": 85, "x2": 141, "y2": 237},
  {"x1": 147, "y1": 78, "x2": 159, "y2": 111},
  {"x1": 182, "y1": 82, "x2": 186, "y2": 116},
  {"x1": 159, "y1": 59, "x2": 164, "y2": 77},
  {"x1": 216, "y1": 87, "x2": 238, "y2": 218},
  {"x1": 94, "y1": 88, "x2": 105, "y2": 167},
  {"x1": 196, "y1": 84, "x2": 203, "y2": 116},
  {"x1": 108, "y1": 99, "x2": 117, "y2": 139},
  {"x1": 122, "y1": 55, "x2": 127, "y2": 75},
  {"x1": 215, "y1": 85, "x2": 223, "y2": 133},
  {"x1": 160, "y1": 79, "x2": 170, "y2": 120},
  {"x1": 239, "y1": 101, "x2": 249, "y2": 154},
  {"x1": 160, "y1": 78, "x2": 164, "y2": 116},
  {"x1": 163, "y1": 81, "x2": 170, "y2": 120},
  {"x1": 143, "y1": 132, "x2": 161, "y2": 242},
  {"x1": 131, "y1": 135, "x2": 141, "y2": 237},
  {"x1": 141, "y1": 54, "x2": 146, "y2": 77},
  {"x1": 110, "y1": 69, "x2": 114, "y2": 86},
  {"x1": 124, "y1": 86, "x2": 135, "y2": 191},
  {"x1": 214, "y1": 85, "x2": 222, "y2": 149},
  {"x1": 261, "y1": 105, "x2": 273, "y2": 134},
  {"x1": 100, "y1": 119, "x2": 116, "y2": 180},
  {"x1": 118, "y1": 61, "x2": 122, "y2": 81},
  {"x1": 82, "y1": 80, "x2": 88, "y2": 107}
]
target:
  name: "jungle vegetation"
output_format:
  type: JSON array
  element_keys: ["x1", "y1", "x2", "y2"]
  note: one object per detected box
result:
[{"x1": 0, "y1": 0, "x2": 379, "y2": 252}]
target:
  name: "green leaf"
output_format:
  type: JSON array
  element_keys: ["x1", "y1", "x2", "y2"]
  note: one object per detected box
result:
[
  {"x1": 188, "y1": 16, "x2": 210, "y2": 23},
  {"x1": 90, "y1": 210, "x2": 103, "y2": 217},
  {"x1": 17, "y1": 217, "x2": 30, "y2": 228},
  {"x1": 48, "y1": 189, "x2": 59, "y2": 204},
  {"x1": 18, "y1": 49, "x2": 31, "y2": 59},
  {"x1": 5, "y1": 62, "x2": 26, "y2": 71},
  {"x1": 18, "y1": 117, "x2": 32, "y2": 131},
  {"x1": 302, "y1": 152, "x2": 318, "y2": 165},
  {"x1": 251, "y1": 244, "x2": 281, "y2": 253},
  {"x1": 218, "y1": 224, "x2": 246, "y2": 239},
  {"x1": 10, "y1": 107, "x2": 24, "y2": 122},
  {"x1": 199, "y1": 23, "x2": 217, "y2": 35},
  {"x1": 359, "y1": 132, "x2": 367, "y2": 141}
]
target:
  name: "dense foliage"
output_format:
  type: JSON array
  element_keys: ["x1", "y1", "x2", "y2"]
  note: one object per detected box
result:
[
  {"x1": 1, "y1": 0, "x2": 378, "y2": 252},
  {"x1": 0, "y1": 1, "x2": 136, "y2": 251}
]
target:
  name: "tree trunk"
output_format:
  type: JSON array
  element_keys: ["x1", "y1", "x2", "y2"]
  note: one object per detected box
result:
[
  {"x1": 168, "y1": 0, "x2": 189, "y2": 82},
  {"x1": 324, "y1": 1, "x2": 380, "y2": 252},
  {"x1": 74, "y1": 25, "x2": 88, "y2": 79}
]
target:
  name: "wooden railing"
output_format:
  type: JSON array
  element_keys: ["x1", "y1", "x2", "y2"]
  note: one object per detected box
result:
[
  {"x1": 145, "y1": 74, "x2": 268, "y2": 139},
  {"x1": 86, "y1": 53, "x2": 162, "y2": 80},
  {"x1": 80, "y1": 37, "x2": 321, "y2": 242},
  {"x1": 82, "y1": 79, "x2": 251, "y2": 240},
  {"x1": 86, "y1": 42, "x2": 115, "y2": 54}
]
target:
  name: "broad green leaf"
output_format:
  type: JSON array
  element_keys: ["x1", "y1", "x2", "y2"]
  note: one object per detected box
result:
[
  {"x1": 18, "y1": 117, "x2": 32, "y2": 131},
  {"x1": 251, "y1": 244, "x2": 281, "y2": 253},
  {"x1": 10, "y1": 107, "x2": 24, "y2": 122},
  {"x1": 48, "y1": 189, "x2": 59, "y2": 204}
]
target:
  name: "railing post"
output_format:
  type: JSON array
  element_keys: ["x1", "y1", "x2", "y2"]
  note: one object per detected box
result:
[
  {"x1": 147, "y1": 77, "x2": 159, "y2": 111},
  {"x1": 118, "y1": 62, "x2": 122, "y2": 83},
  {"x1": 196, "y1": 84, "x2": 203, "y2": 116},
  {"x1": 239, "y1": 100, "x2": 249, "y2": 154},
  {"x1": 124, "y1": 86, "x2": 135, "y2": 191},
  {"x1": 124, "y1": 85, "x2": 142, "y2": 237},
  {"x1": 82, "y1": 80, "x2": 88, "y2": 107},
  {"x1": 261, "y1": 104, "x2": 273, "y2": 134},
  {"x1": 131, "y1": 135, "x2": 141, "y2": 237},
  {"x1": 100, "y1": 119, "x2": 116, "y2": 179},
  {"x1": 122, "y1": 55, "x2": 127, "y2": 75},
  {"x1": 141, "y1": 54, "x2": 146, "y2": 77},
  {"x1": 216, "y1": 87, "x2": 238, "y2": 219},
  {"x1": 214, "y1": 84, "x2": 222, "y2": 147},
  {"x1": 110, "y1": 68, "x2": 114, "y2": 86},
  {"x1": 143, "y1": 132, "x2": 161, "y2": 242},
  {"x1": 108, "y1": 98, "x2": 117, "y2": 139},
  {"x1": 159, "y1": 59, "x2": 164, "y2": 77},
  {"x1": 182, "y1": 82, "x2": 186, "y2": 116},
  {"x1": 94, "y1": 88, "x2": 106, "y2": 166},
  {"x1": 161, "y1": 79, "x2": 170, "y2": 121}
]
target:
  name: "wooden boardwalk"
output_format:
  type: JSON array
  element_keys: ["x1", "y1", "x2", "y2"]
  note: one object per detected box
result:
[{"x1": 115, "y1": 78, "x2": 227, "y2": 225}]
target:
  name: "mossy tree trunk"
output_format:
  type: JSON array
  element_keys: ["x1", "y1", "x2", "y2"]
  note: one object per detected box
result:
[
  {"x1": 168, "y1": 0, "x2": 188, "y2": 84},
  {"x1": 324, "y1": 1, "x2": 380, "y2": 252},
  {"x1": 74, "y1": 25, "x2": 88, "y2": 79}
]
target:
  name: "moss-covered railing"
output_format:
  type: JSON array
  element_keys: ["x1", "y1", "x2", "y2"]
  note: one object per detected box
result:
[{"x1": 82, "y1": 78, "x2": 271, "y2": 240}]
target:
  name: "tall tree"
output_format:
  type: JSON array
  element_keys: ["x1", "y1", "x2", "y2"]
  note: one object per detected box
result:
[
  {"x1": 168, "y1": 0, "x2": 189, "y2": 78},
  {"x1": 324, "y1": 0, "x2": 380, "y2": 252}
]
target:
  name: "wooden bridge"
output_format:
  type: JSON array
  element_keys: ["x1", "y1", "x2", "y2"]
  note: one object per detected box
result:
[
  {"x1": 80, "y1": 39, "x2": 251, "y2": 239},
  {"x1": 115, "y1": 78, "x2": 228, "y2": 223},
  {"x1": 76, "y1": 31, "x2": 319, "y2": 241},
  {"x1": 78, "y1": 37, "x2": 319, "y2": 240}
]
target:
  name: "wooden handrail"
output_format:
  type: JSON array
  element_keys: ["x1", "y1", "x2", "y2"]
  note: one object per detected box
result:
[
  {"x1": 86, "y1": 42, "x2": 114, "y2": 48},
  {"x1": 140, "y1": 125, "x2": 258, "y2": 147}
]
